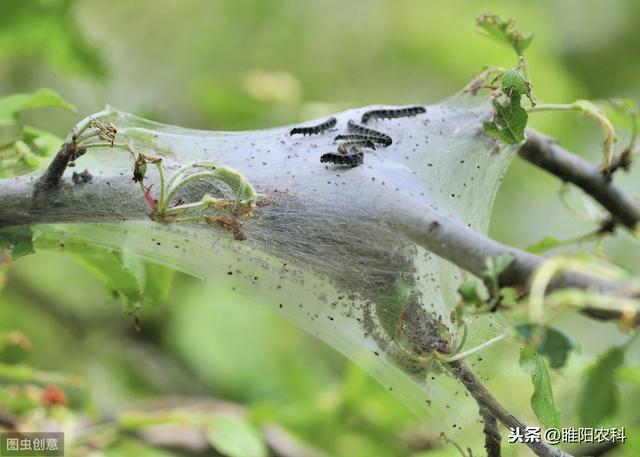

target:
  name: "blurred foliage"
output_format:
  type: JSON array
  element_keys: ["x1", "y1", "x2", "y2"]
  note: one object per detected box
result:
[
  {"x1": 0, "y1": 88, "x2": 74, "y2": 178},
  {"x1": 0, "y1": 0, "x2": 107, "y2": 79},
  {"x1": 0, "y1": 1, "x2": 640, "y2": 456}
]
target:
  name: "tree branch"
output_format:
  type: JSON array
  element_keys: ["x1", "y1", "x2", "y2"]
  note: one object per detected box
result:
[
  {"x1": 401, "y1": 196, "x2": 639, "y2": 328},
  {"x1": 33, "y1": 142, "x2": 81, "y2": 192},
  {"x1": 519, "y1": 131, "x2": 640, "y2": 231}
]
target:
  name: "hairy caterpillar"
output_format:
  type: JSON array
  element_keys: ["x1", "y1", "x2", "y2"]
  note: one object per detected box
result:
[
  {"x1": 290, "y1": 117, "x2": 337, "y2": 136},
  {"x1": 320, "y1": 145, "x2": 364, "y2": 167},
  {"x1": 337, "y1": 138, "x2": 376, "y2": 153},
  {"x1": 335, "y1": 132, "x2": 391, "y2": 148},
  {"x1": 361, "y1": 106, "x2": 426, "y2": 124},
  {"x1": 346, "y1": 120, "x2": 393, "y2": 146}
]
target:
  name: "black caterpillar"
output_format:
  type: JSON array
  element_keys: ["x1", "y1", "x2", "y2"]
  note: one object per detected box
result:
[
  {"x1": 337, "y1": 138, "x2": 376, "y2": 152},
  {"x1": 360, "y1": 106, "x2": 426, "y2": 124},
  {"x1": 290, "y1": 117, "x2": 337, "y2": 136},
  {"x1": 346, "y1": 120, "x2": 392, "y2": 146},
  {"x1": 320, "y1": 145, "x2": 364, "y2": 167}
]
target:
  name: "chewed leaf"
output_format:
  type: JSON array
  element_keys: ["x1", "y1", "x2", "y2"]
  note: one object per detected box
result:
[
  {"x1": 501, "y1": 68, "x2": 533, "y2": 103},
  {"x1": 476, "y1": 13, "x2": 534, "y2": 56},
  {"x1": 519, "y1": 346, "x2": 560, "y2": 429},
  {"x1": 484, "y1": 93, "x2": 528, "y2": 144},
  {"x1": 0, "y1": 88, "x2": 75, "y2": 126}
]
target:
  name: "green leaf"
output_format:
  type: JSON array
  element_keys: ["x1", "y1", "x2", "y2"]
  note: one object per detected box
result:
[
  {"x1": 143, "y1": 262, "x2": 176, "y2": 304},
  {"x1": 0, "y1": 2, "x2": 107, "y2": 79},
  {"x1": 501, "y1": 68, "x2": 531, "y2": 99},
  {"x1": 0, "y1": 331, "x2": 32, "y2": 364},
  {"x1": 0, "y1": 226, "x2": 34, "y2": 260},
  {"x1": 483, "y1": 93, "x2": 528, "y2": 144},
  {"x1": 207, "y1": 416, "x2": 267, "y2": 457},
  {"x1": 34, "y1": 235, "x2": 143, "y2": 313},
  {"x1": 0, "y1": 125, "x2": 63, "y2": 178},
  {"x1": 516, "y1": 324, "x2": 579, "y2": 369},
  {"x1": 22, "y1": 126, "x2": 64, "y2": 157},
  {"x1": 121, "y1": 250, "x2": 175, "y2": 305},
  {"x1": 617, "y1": 364, "x2": 640, "y2": 390},
  {"x1": 499, "y1": 287, "x2": 519, "y2": 307},
  {"x1": 13, "y1": 140, "x2": 39, "y2": 168},
  {"x1": 476, "y1": 13, "x2": 534, "y2": 56},
  {"x1": 526, "y1": 236, "x2": 561, "y2": 254},
  {"x1": 0, "y1": 88, "x2": 75, "y2": 126},
  {"x1": 578, "y1": 346, "x2": 626, "y2": 427},
  {"x1": 458, "y1": 280, "x2": 483, "y2": 306},
  {"x1": 519, "y1": 346, "x2": 560, "y2": 429},
  {"x1": 483, "y1": 254, "x2": 514, "y2": 279}
]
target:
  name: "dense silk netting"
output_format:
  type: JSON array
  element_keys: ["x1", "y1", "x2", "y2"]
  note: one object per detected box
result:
[{"x1": 31, "y1": 92, "x2": 519, "y2": 444}]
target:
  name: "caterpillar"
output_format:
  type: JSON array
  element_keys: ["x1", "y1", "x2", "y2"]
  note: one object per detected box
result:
[
  {"x1": 320, "y1": 145, "x2": 364, "y2": 167},
  {"x1": 337, "y1": 138, "x2": 376, "y2": 153},
  {"x1": 360, "y1": 106, "x2": 426, "y2": 124},
  {"x1": 346, "y1": 120, "x2": 393, "y2": 146},
  {"x1": 289, "y1": 117, "x2": 337, "y2": 136}
]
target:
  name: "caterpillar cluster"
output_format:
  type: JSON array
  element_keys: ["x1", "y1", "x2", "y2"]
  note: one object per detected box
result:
[
  {"x1": 346, "y1": 120, "x2": 393, "y2": 146},
  {"x1": 361, "y1": 106, "x2": 425, "y2": 124},
  {"x1": 321, "y1": 131, "x2": 381, "y2": 168},
  {"x1": 290, "y1": 117, "x2": 337, "y2": 136},
  {"x1": 294, "y1": 106, "x2": 422, "y2": 168},
  {"x1": 320, "y1": 145, "x2": 364, "y2": 167}
]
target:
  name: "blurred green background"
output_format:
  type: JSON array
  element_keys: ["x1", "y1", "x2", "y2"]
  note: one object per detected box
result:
[{"x1": 1, "y1": 1, "x2": 639, "y2": 456}]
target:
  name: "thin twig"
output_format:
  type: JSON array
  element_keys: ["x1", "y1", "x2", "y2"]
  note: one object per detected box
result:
[
  {"x1": 33, "y1": 141, "x2": 82, "y2": 192},
  {"x1": 478, "y1": 403, "x2": 501, "y2": 457}
]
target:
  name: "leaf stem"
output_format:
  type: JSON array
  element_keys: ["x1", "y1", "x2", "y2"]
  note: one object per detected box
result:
[
  {"x1": 438, "y1": 332, "x2": 508, "y2": 363},
  {"x1": 155, "y1": 161, "x2": 166, "y2": 211},
  {"x1": 528, "y1": 101, "x2": 616, "y2": 171}
]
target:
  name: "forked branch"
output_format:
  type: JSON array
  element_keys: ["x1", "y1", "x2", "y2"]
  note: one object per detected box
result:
[{"x1": 520, "y1": 131, "x2": 640, "y2": 231}]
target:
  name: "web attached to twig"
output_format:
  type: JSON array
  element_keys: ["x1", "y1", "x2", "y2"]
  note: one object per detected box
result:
[{"x1": 31, "y1": 91, "x2": 518, "y2": 439}]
